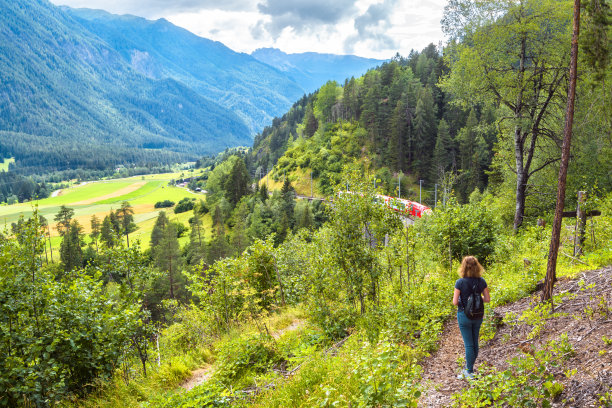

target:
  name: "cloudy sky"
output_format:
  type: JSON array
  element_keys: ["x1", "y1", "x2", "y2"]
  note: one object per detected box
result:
[{"x1": 50, "y1": 0, "x2": 447, "y2": 59}]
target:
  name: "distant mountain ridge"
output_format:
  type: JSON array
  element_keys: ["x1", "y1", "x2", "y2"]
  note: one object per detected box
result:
[
  {"x1": 251, "y1": 48, "x2": 385, "y2": 92},
  {"x1": 65, "y1": 8, "x2": 305, "y2": 134},
  {"x1": 0, "y1": 0, "x2": 251, "y2": 173},
  {"x1": 0, "y1": 0, "x2": 385, "y2": 175}
]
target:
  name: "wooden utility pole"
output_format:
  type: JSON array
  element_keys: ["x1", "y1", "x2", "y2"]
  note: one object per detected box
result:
[
  {"x1": 573, "y1": 191, "x2": 587, "y2": 256},
  {"x1": 542, "y1": 0, "x2": 581, "y2": 302}
]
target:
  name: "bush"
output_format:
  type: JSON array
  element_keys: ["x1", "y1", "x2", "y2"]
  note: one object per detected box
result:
[
  {"x1": 419, "y1": 198, "x2": 499, "y2": 265},
  {"x1": 154, "y1": 200, "x2": 175, "y2": 208},
  {"x1": 214, "y1": 335, "x2": 281, "y2": 386},
  {"x1": 174, "y1": 198, "x2": 196, "y2": 214}
]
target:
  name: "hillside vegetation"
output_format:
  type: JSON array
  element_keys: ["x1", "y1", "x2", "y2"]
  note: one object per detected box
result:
[
  {"x1": 0, "y1": 0, "x2": 610, "y2": 407},
  {"x1": 0, "y1": 0, "x2": 252, "y2": 174}
]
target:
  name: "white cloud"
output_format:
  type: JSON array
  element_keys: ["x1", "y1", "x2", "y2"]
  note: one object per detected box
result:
[{"x1": 51, "y1": 0, "x2": 446, "y2": 58}]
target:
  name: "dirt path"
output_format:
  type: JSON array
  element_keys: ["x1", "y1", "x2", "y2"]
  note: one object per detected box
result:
[
  {"x1": 420, "y1": 266, "x2": 612, "y2": 407},
  {"x1": 179, "y1": 319, "x2": 305, "y2": 391},
  {"x1": 181, "y1": 366, "x2": 213, "y2": 391},
  {"x1": 419, "y1": 316, "x2": 466, "y2": 407}
]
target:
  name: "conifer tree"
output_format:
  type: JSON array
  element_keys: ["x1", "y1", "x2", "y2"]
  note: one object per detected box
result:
[
  {"x1": 150, "y1": 211, "x2": 169, "y2": 249},
  {"x1": 90, "y1": 215, "x2": 101, "y2": 253},
  {"x1": 187, "y1": 210, "x2": 205, "y2": 265},
  {"x1": 54, "y1": 205, "x2": 74, "y2": 236},
  {"x1": 230, "y1": 201, "x2": 250, "y2": 257},
  {"x1": 431, "y1": 118, "x2": 454, "y2": 182},
  {"x1": 412, "y1": 88, "x2": 437, "y2": 177},
  {"x1": 116, "y1": 201, "x2": 137, "y2": 247},
  {"x1": 207, "y1": 205, "x2": 229, "y2": 264},
  {"x1": 100, "y1": 215, "x2": 116, "y2": 248},
  {"x1": 109, "y1": 210, "x2": 121, "y2": 235},
  {"x1": 154, "y1": 223, "x2": 181, "y2": 299},
  {"x1": 259, "y1": 183, "x2": 269, "y2": 202},
  {"x1": 388, "y1": 100, "x2": 408, "y2": 172},
  {"x1": 224, "y1": 157, "x2": 250, "y2": 207},
  {"x1": 60, "y1": 220, "x2": 83, "y2": 271}
]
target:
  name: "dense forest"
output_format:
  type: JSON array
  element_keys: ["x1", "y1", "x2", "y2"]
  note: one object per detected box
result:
[{"x1": 0, "y1": 0, "x2": 611, "y2": 406}]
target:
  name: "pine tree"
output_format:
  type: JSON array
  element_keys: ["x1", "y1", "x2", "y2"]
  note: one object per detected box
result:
[
  {"x1": 281, "y1": 178, "x2": 296, "y2": 229},
  {"x1": 90, "y1": 215, "x2": 101, "y2": 253},
  {"x1": 259, "y1": 183, "x2": 269, "y2": 202},
  {"x1": 388, "y1": 100, "x2": 408, "y2": 171},
  {"x1": 60, "y1": 220, "x2": 83, "y2": 271},
  {"x1": 100, "y1": 215, "x2": 116, "y2": 248},
  {"x1": 412, "y1": 87, "x2": 437, "y2": 177},
  {"x1": 458, "y1": 109, "x2": 478, "y2": 171},
  {"x1": 109, "y1": 210, "x2": 121, "y2": 235},
  {"x1": 296, "y1": 202, "x2": 313, "y2": 230},
  {"x1": 116, "y1": 201, "x2": 136, "y2": 247},
  {"x1": 54, "y1": 205, "x2": 74, "y2": 236},
  {"x1": 187, "y1": 211, "x2": 205, "y2": 265},
  {"x1": 431, "y1": 118, "x2": 454, "y2": 182},
  {"x1": 150, "y1": 211, "x2": 169, "y2": 249},
  {"x1": 154, "y1": 223, "x2": 181, "y2": 299},
  {"x1": 230, "y1": 204, "x2": 250, "y2": 257},
  {"x1": 207, "y1": 205, "x2": 229, "y2": 264},
  {"x1": 224, "y1": 157, "x2": 250, "y2": 207}
]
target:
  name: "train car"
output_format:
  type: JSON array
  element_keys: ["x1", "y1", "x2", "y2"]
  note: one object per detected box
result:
[
  {"x1": 341, "y1": 191, "x2": 431, "y2": 218},
  {"x1": 375, "y1": 194, "x2": 432, "y2": 218}
]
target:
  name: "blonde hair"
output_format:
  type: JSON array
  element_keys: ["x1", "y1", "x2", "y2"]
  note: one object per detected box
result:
[{"x1": 458, "y1": 256, "x2": 484, "y2": 278}]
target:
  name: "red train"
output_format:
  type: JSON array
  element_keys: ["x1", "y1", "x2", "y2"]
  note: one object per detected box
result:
[
  {"x1": 374, "y1": 194, "x2": 432, "y2": 218},
  {"x1": 339, "y1": 191, "x2": 432, "y2": 218}
]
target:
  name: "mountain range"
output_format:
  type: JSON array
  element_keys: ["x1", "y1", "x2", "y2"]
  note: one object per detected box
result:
[
  {"x1": 251, "y1": 48, "x2": 384, "y2": 93},
  {"x1": 0, "y1": 0, "x2": 384, "y2": 174}
]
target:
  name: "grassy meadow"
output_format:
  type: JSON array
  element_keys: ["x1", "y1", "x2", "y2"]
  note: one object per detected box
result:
[{"x1": 0, "y1": 171, "x2": 212, "y2": 252}]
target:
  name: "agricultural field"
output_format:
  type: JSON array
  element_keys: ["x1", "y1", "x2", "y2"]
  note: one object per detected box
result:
[
  {"x1": 0, "y1": 171, "x2": 212, "y2": 252},
  {"x1": 0, "y1": 157, "x2": 15, "y2": 171}
]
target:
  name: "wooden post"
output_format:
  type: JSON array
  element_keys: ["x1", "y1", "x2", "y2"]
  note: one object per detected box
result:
[{"x1": 573, "y1": 191, "x2": 587, "y2": 257}]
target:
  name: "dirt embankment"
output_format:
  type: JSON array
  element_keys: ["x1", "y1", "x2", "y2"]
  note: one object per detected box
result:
[{"x1": 420, "y1": 266, "x2": 612, "y2": 407}]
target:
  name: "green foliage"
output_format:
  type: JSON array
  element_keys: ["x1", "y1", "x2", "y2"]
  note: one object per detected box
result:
[
  {"x1": 0, "y1": 212, "x2": 143, "y2": 406},
  {"x1": 418, "y1": 198, "x2": 498, "y2": 265},
  {"x1": 452, "y1": 336, "x2": 574, "y2": 407},
  {"x1": 155, "y1": 200, "x2": 175, "y2": 208},
  {"x1": 214, "y1": 334, "x2": 281, "y2": 387},
  {"x1": 174, "y1": 197, "x2": 196, "y2": 214}
]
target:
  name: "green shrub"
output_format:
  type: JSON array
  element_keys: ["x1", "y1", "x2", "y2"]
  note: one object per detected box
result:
[
  {"x1": 214, "y1": 335, "x2": 281, "y2": 386},
  {"x1": 174, "y1": 197, "x2": 196, "y2": 214},
  {"x1": 452, "y1": 335, "x2": 574, "y2": 407},
  {"x1": 420, "y1": 198, "x2": 499, "y2": 265},
  {"x1": 154, "y1": 200, "x2": 175, "y2": 208}
]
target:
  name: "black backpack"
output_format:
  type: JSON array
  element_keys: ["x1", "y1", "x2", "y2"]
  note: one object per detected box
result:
[{"x1": 464, "y1": 281, "x2": 484, "y2": 320}]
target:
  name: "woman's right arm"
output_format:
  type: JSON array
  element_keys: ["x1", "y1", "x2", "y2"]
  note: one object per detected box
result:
[
  {"x1": 483, "y1": 287, "x2": 491, "y2": 303},
  {"x1": 452, "y1": 288, "x2": 460, "y2": 306}
]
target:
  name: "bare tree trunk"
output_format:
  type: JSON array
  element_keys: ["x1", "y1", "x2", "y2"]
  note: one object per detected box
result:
[
  {"x1": 513, "y1": 36, "x2": 527, "y2": 232},
  {"x1": 514, "y1": 155, "x2": 527, "y2": 232},
  {"x1": 169, "y1": 256, "x2": 175, "y2": 299},
  {"x1": 542, "y1": 0, "x2": 580, "y2": 302}
]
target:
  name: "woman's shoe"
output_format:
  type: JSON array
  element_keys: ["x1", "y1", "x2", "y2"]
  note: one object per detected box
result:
[{"x1": 457, "y1": 369, "x2": 474, "y2": 380}]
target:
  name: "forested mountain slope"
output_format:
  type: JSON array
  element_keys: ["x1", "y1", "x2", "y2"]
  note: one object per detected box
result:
[
  {"x1": 251, "y1": 47, "x2": 384, "y2": 93},
  {"x1": 248, "y1": 46, "x2": 497, "y2": 203},
  {"x1": 65, "y1": 8, "x2": 306, "y2": 134},
  {"x1": 0, "y1": 0, "x2": 251, "y2": 174}
]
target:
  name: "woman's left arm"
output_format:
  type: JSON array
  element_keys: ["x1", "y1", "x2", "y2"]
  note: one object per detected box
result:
[
  {"x1": 483, "y1": 287, "x2": 490, "y2": 303},
  {"x1": 452, "y1": 288, "x2": 460, "y2": 306}
]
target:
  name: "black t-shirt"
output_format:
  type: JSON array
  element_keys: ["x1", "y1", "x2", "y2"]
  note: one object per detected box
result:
[{"x1": 455, "y1": 277, "x2": 487, "y2": 311}]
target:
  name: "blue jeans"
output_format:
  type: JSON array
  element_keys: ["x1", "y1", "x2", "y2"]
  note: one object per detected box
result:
[{"x1": 457, "y1": 311, "x2": 483, "y2": 373}]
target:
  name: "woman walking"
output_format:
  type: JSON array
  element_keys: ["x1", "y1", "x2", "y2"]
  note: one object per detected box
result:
[{"x1": 452, "y1": 255, "x2": 490, "y2": 379}]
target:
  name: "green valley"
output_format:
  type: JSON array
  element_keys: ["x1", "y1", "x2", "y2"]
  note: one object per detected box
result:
[{"x1": 0, "y1": 0, "x2": 611, "y2": 407}]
